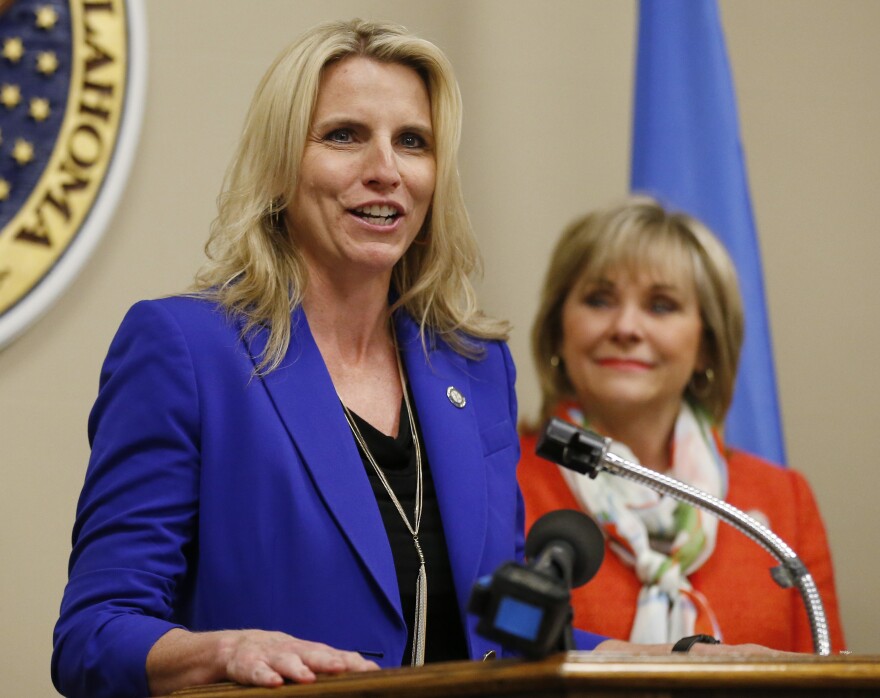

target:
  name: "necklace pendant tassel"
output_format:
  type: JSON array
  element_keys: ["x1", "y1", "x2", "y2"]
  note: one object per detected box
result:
[{"x1": 412, "y1": 560, "x2": 427, "y2": 666}]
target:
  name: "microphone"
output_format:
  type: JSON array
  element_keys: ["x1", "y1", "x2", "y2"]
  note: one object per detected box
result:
[
  {"x1": 525, "y1": 509, "x2": 605, "y2": 589},
  {"x1": 468, "y1": 509, "x2": 604, "y2": 658},
  {"x1": 536, "y1": 417, "x2": 832, "y2": 656}
]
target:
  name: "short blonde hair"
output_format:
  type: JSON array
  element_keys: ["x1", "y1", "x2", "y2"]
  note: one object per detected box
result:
[
  {"x1": 193, "y1": 19, "x2": 506, "y2": 372},
  {"x1": 532, "y1": 196, "x2": 744, "y2": 424}
]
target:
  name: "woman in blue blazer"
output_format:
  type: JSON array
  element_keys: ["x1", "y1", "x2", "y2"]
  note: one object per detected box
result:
[{"x1": 52, "y1": 19, "x2": 606, "y2": 698}]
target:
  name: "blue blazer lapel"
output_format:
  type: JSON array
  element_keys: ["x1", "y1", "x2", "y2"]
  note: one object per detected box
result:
[
  {"x1": 395, "y1": 313, "x2": 488, "y2": 618},
  {"x1": 244, "y1": 309, "x2": 401, "y2": 618}
]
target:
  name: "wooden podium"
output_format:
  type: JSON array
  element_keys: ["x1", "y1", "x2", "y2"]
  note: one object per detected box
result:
[{"x1": 165, "y1": 652, "x2": 880, "y2": 697}]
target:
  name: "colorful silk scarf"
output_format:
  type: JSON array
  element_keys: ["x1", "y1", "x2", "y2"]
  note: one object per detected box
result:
[{"x1": 557, "y1": 400, "x2": 728, "y2": 643}]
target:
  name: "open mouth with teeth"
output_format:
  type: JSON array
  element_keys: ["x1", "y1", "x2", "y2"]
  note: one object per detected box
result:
[{"x1": 351, "y1": 204, "x2": 400, "y2": 226}]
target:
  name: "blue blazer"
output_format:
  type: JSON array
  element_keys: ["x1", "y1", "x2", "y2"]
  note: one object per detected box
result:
[{"x1": 52, "y1": 296, "x2": 528, "y2": 697}]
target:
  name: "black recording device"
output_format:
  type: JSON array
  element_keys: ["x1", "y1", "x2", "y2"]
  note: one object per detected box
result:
[{"x1": 467, "y1": 509, "x2": 604, "y2": 658}]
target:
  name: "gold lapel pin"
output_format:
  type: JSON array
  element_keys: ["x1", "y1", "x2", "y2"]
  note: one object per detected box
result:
[{"x1": 446, "y1": 386, "x2": 466, "y2": 408}]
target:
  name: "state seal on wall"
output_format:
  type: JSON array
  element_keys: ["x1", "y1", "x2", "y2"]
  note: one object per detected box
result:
[{"x1": 0, "y1": 0, "x2": 146, "y2": 348}]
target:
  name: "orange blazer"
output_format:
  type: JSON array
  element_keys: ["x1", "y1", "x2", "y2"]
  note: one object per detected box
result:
[{"x1": 518, "y1": 431, "x2": 846, "y2": 653}]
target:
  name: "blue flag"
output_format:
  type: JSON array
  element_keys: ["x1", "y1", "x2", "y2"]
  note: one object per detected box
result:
[{"x1": 630, "y1": 0, "x2": 786, "y2": 463}]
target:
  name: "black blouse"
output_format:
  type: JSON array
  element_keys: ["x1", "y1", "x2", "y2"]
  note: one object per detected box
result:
[{"x1": 347, "y1": 392, "x2": 469, "y2": 665}]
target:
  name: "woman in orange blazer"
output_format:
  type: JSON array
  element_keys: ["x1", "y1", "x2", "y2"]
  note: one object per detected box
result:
[{"x1": 518, "y1": 197, "x2": 844, "y2": 652}]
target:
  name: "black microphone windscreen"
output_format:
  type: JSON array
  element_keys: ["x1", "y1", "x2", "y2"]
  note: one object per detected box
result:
[{"x1": 525, "y1": 509, "x2": 605, "y2": 588}]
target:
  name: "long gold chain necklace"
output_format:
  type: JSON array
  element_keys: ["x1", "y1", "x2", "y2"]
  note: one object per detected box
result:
[{"x1": 339, "y1": 344, "x2": 426, "y2": 666}]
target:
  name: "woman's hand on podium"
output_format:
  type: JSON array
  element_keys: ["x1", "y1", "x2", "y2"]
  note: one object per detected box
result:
[
  {"x1": 593, "y1": 638, "x2": 800, "y2": 657},
  {"x1": 146, "y1": 627, "x2": 380, "y2": 695}
]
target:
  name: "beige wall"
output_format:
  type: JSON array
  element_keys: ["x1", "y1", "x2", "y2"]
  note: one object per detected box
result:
[{"x1": 2, "y1": 1, "x2": 877, "y2": 695}]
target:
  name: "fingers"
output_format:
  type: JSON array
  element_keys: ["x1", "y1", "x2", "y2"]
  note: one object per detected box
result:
[
  {"x1": 235, "y1": 660, "x2": 289, "y2": 687},
  {"x1": 591, "y1": 639, "x2": 803, "y2": 658},
  {"x1": 297, "y1": 644, "x2": 380, "y2": 674},
  {"x1": 223, "y1": 631, "x2": 379, "y2": 687},
  {"x1": 593, "y1": 639, "x2": 670, "y2": 655},
  {"x1": 689, "y1": 642, "x2": 800, "y2": 657}
]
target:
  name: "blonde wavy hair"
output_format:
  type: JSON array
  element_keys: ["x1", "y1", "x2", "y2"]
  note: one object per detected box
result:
[
  {"x1": 532, "y1": 196, "x2": 744, "y2": 425},
  {"x1": 193, "y1": 19, "x2": 507, "y2": 372}
]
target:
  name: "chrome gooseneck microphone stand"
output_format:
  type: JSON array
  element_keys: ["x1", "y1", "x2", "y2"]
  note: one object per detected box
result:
[{"x1": 537, "y1": 418, "x2": 831, "y2": 656}]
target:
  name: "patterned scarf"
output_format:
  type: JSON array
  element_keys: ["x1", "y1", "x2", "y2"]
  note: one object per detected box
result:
[{"x1": 557, "y1": 400, "x2": 728, "y2": 643}]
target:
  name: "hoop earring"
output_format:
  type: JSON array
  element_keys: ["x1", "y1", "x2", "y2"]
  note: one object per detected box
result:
[{"x1": 689, "y1": 367, "x2": 715, "y2": 399}]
